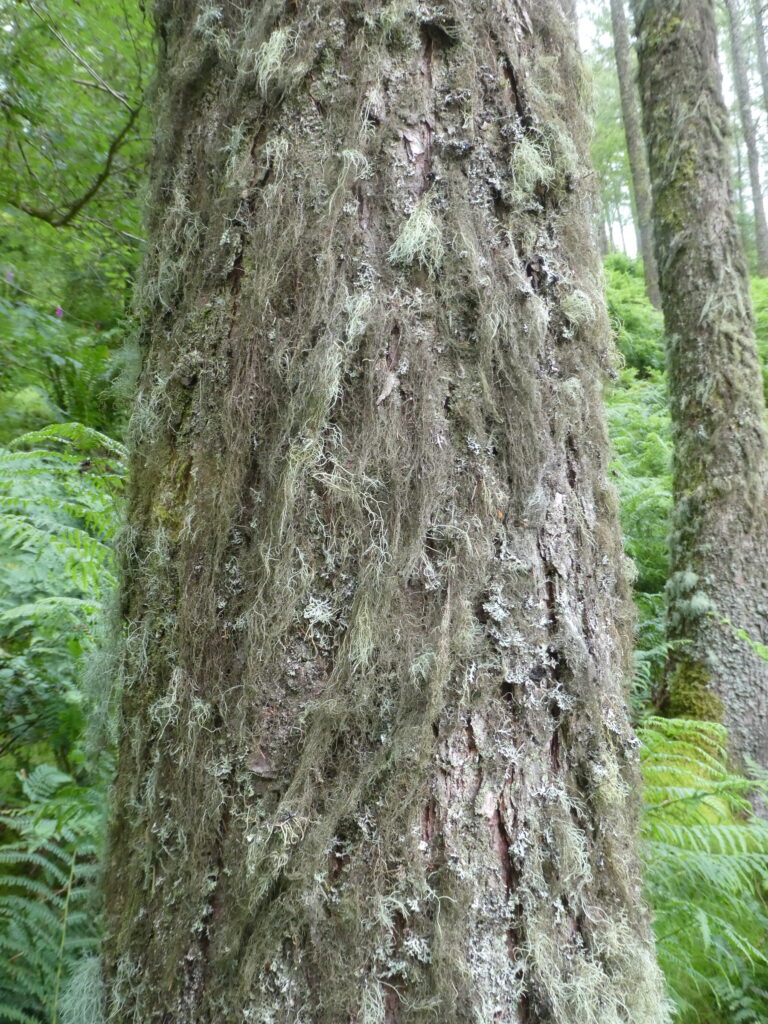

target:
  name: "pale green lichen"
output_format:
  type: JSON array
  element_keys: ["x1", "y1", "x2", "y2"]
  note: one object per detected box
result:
[
  {"x1": 561, "y1": 289, "x2": 597, "y2": 331},
  {"x1": 511, "y1": 134, "x2": 557, "y2": 199},
  {"x1": 240, "y1": 27, "x2": 297, "y2": 96},
  {"x1": 388, "y1": 199, "x2": 445, "y2": 275},
  {"x1": 60, "y1": 956, "x2": 105, "y2": 1024}
]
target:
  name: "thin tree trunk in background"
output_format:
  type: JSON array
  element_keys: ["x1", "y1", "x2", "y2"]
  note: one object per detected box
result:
[
  {"x1": 609, "y1": 0, "x2": 661, "y2": 306},
  {"x1": 735, "y1": 134, "x2": 753, "y2": 258},
  {"x1": 753, "y1": 0, "x2": 768, "y2": 116},
  {"x1": 102, "y1": 1, "x2": 666, "y2": 1020},
  {"x1": 600, "y1": 214, "x2": 611, "y2": 255},
  {"x1": 633, "y1": 0, "x2": 768, "y2": 770},
  {"x1": 724, "y1": 0, "x2": 768, "y2": 276}
]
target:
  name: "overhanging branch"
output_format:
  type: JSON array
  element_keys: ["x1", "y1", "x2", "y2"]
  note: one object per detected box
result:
[{"x1": 12, "y1": 103, "x2": 141, "y2": 227}]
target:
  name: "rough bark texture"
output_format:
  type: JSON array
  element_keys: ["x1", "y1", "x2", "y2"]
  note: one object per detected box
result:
[
  {"x1": 724, "y1": 0, "x2": 768, "y2": 276},
  {"x1": 609, "y1": 0, "x2": 661, "y2": 307},
  {"x1": 754, "y1": 0, "x2": 768, "y2": 117},
  {"x1": 633, "y1": 0, "x2": 768, "y2": 766},
  {"x1": 102, "y1": 2, "x2": 666, "y2": 1022}
]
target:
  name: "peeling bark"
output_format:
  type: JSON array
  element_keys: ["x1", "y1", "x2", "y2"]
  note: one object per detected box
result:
[{"x1": 102, "y1": 2, "x2": 666, "y2": 1022}]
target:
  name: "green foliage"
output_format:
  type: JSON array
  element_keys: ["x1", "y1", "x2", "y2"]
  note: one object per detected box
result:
[
  {"x1": 0, "y1": 0, "x2": 150, "y2": 324},
  {"x1": 583, "y1": 7, "x2": 635, "y2": 249},
  {"x1": 0, "y1": 765, "x2": 104, "y2": 1024},
  {"x1": 0, "y1": 7, "x2": 135, "y2": 1014},
  {"x1": 640, "y1": 717, "x2": 768, "y2": 1023},
  {"x1": 0, "y1": 423, "x2": 121, "y2": 1023},
  {"x1": 0, "y1": 424, "x2": 125, "y2": 771},
  {"x1": 0, "y1": 291, "x2": 134, "y2": 443},
  {"x1": 604, "y1": 253, "x2": 665, "y2": 374},
  {"x1": 604, "y1": 254, "x2": 671, "y2": 709}
]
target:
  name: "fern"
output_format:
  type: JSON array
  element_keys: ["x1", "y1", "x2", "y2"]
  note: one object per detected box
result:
[
  {"x1": 0, "y1": 768, "x2": 103, "y2": 1024},
  {"x1": 0, "y1": 424, "x2": 124, "y2": 764},
  {"x1": 640, "y1": 717, "x2": 768, "y2": 1022}
]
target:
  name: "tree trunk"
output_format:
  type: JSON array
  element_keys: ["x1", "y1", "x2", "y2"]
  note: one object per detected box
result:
[
  {"x1": 632, "y1": 0, "x2": 768, "y2": 768},
  {"x1": 562, "y1": 0, "x2": 579, "y2": 32},
  {"x1": 600, "y1": 213, "x2": 612, "y2": 255},
  {"x1": 753, "y1": 0, "x2": 768, "y2": 117},
  {"x1": 724, "y1": 0, "x2": 768, "y2": 276},
  {"x1": 735, "y1": 131, "x2": 754, "y2": 259},
  {"x1": 103, "y1": 3, "x2": 666, "y2": 1022},
  {"x1": 609, "y1": 0, "x2": 661, "y2": 307}
]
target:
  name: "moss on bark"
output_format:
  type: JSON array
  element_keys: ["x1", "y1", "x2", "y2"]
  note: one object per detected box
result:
[
  {"x1": 102, "y1": 3, "x2": 667, "y2": 1022},
  {"x1": 633, "y1": 0, "x2": 768, "y2": 757}
]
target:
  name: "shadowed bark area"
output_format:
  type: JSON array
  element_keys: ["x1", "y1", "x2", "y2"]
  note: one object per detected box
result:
[
  {"x1": 102, "y1": 2, "x2": 666, "y2": 1021},
  {"x1": 609, "y1": 0, "x2": 660, "y2": 307},
  {"x1": 633, "y1": 0, "x2": 768, "y2": 767}
]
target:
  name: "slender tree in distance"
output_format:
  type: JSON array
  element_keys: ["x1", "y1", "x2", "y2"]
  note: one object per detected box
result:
[
  {"x1": 609, "y1": 0, "x2": 661, "y2": 307},
  {"x1": 633, "y1": 0, "x2": 768, "y2": 769},
  {"x1": 102, "y1": 2, "x2": 666, "y2": 1020},
  {"x1": 753, "y1": 0, "x2": 768, "y2": 117},
  {"x1": 724, "y1": 0, "x2": 768, "y2": 276}
]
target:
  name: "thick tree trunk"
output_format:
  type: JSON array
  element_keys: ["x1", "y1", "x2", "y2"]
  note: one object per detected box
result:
[
  {"x1": 724, "y1": 0, "x2": 768, "y2": 276},
  {"x1": 633, "y1": 0, "x2": 768, "y2": 767},
  {"x1": 753, "y1": 0, "x2": 768, "y2": 117},
  {"x1": 103, "y1": 3, "x2": 666, "y2": 1022},
  {"x1": 609, "y1": 0, "x2": 661, "y2": 307}
]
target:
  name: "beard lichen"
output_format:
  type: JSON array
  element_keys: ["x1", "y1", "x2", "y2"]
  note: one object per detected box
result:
[{"x1": 103, "y1": 2, "x2": 668, "y2": 1022}]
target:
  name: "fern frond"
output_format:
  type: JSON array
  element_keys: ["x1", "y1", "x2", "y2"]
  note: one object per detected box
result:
[
  {"x1": 8, "y1": 422, "x2": 127, "y2": 458},
  {"x1": 641, "y1": 716, "x2": 768, "y2": 1020},
  {"x1": 0, "y1": 770, "x2": 103, "y2": 1023}
]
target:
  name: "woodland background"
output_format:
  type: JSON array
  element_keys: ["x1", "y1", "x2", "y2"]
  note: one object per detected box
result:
[{"x1": 1, "y1": 1, "x2": 768, "y2": 1021}]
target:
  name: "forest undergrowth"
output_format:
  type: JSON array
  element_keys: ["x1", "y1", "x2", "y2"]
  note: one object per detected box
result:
[{"x1": 0, "y1": 257, "x2": 768, "y2": 1021}]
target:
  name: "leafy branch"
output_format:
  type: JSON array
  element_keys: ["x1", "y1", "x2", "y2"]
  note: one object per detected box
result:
[{"x1": 12, "y1": 104, "x2": 142, "y2": 228}]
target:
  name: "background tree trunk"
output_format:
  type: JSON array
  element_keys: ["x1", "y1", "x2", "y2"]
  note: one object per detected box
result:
[
  {"x1": 724, "y1": 0, "x2": 768, "y2": 276},
  {"x1": 752, "y1": 0, "x2": 768, "y2": 117},
  {"x1": 609, "y1": 0, "x2": 661, "y2": 306},
  {"x1": 103, "y1": 2, "x2": 666, "y2": 1021},
  {"x1": 633, "y1": 0, "x2": 768, "y2": 768}
]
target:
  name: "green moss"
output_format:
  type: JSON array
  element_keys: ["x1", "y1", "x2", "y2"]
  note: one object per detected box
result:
[{"x1": 666, "y1": 660, "x2": 723, "y2": 721}]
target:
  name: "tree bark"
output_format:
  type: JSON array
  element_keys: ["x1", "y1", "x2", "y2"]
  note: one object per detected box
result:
[
  {"x1": 103, "y1": 2, "x2": 666, "y2": 1021},
  {"x1": 724, "y1": 0, "x2": 768, "y2": 276},
  {"x1": 753, "y1": 0, "x2": 768, "y2": 117},
  {"x1": 632, "y1": 0, "x2": 768, "y2": 768},
  {"x1": 609, "y1": 0, "x2": 661, "y2": 307}
]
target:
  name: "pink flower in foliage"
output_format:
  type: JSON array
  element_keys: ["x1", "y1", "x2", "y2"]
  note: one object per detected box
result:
[{"x1": 54, "y1": 306, "x2": 63, "y2": 318}]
